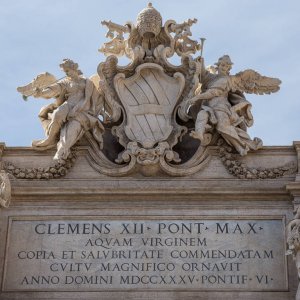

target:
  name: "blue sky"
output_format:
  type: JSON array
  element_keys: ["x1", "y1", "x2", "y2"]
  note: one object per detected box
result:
[{"x1": 0, "y1": 0, "x2": 299, "y2": 146}]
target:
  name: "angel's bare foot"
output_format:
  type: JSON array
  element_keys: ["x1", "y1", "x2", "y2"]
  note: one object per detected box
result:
[
  {"x1": 190, "y1": 130, "x2": 204, "y2": 141},
  {"x1": 236, "y1": 145, "x2": 250, "y2": 156}
]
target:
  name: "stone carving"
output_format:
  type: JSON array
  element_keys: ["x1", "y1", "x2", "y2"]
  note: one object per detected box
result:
[
  {"x1": 179, "y1": 55, "x2": 281, "y2": 156},
  {"x1": 287, "y1": 208, "x2": 300, "y2": 256},
  {"x1": 169, "y1": 18, "x2": 200, "y2": 56},
  {"x1": 17, "y1": 59, "x2": 105, "y2": 161},
  {"x1": 218, "y1": 139, "x2": 297, "y2": 179},
  {"x1": 99, "y1": 21, "x2": 129, "y2": 57},
  {"x1": 114, "y1": 64, "x2": 185, "y2": 150},
  {"x1": 4, "y1": 150, "x2": 77, "y2": 180},
  {"x1": 0, "y1": 171, "x2": 11, "y2": 208},
  {"x1": 286, "y1": 207, "x2": 300, "y2": 299},
  {"x1": 16, "y1": 3, "x2": 282, "y2": 177}
]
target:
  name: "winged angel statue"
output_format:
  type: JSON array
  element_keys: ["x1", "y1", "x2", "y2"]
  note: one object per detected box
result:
[
  {"x1": 180, "y1": 55, "x2": 281, "y2": 156},
  {"x1": 17, "y1": 59, "x2": 105, "y2": 161},
  {"x1": 17, "y1": 3, "x2": 281, "y2": 177}
]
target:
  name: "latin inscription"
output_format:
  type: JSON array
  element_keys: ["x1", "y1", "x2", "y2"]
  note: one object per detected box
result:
[{"x1": 3, "y1": 219, "x2": 287, "y2": 291}]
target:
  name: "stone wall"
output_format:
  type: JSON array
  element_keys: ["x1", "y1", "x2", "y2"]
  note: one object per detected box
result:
[{"x1": 0, "y1": 143, "x2": 299, "y2": 300}]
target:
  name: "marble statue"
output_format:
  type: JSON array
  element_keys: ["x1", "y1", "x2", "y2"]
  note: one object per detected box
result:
[
  {"x1": 287, "y1": 207, "x2": 300, "y2": 299},
  {"x1": 182, "y1": 55, "x2": 280, "y2": 156},
  {"x1": 16, "y1": 3, "x2": 282, "y2": 176},
  {"x1": 17, "y1": 59, "x2": 105, "y2": 161}
]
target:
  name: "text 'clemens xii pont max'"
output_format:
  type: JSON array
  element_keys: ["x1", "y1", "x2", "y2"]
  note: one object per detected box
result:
[{"x1": 4, "y1": 219, "x2": 286, "y2": 291}]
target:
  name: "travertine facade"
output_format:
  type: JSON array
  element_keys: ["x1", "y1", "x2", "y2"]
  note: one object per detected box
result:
[
  {"x1": 0, "y1": 143, "x2": 299, "y2": 299},
  {"x1": 0, "y1": 4, "x2": 299, "y2": 300}
]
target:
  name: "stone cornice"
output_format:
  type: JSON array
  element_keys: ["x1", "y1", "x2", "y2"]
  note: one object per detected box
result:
[{"x1": 0, "y1": 144, "x2": 297, "y2": 204}]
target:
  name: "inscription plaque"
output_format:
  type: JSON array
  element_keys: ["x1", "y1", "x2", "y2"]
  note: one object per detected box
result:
[{"x1": 3, "y1": 217, "x2": 287, "y2": 291}]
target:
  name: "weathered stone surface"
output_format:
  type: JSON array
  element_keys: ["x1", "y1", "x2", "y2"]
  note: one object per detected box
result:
[
  {"x1": 0, "y1": 143, "x2": 299, "y2": 299},
  {"x1": 1, "y1": 3, "x2": 299, "y2": 300},
  {"x1": 3, "y1": 218, "x2": 286, "y2": 292},
  {"x1": 1, "y1": 139, "x2": 297, "y2": 300}
]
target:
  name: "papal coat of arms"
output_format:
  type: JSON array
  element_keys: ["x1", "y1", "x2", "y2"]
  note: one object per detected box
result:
[{"x1": 16, "y1": 3, "x2": 282, "y2": 177}]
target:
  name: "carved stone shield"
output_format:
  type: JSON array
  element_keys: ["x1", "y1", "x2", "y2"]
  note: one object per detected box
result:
[{"x1": 114, "y1": 63, "x2": 185, "y2": 148}]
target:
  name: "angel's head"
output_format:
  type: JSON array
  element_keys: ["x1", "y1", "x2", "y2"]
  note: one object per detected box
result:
[
  {"x1": 215, "y1": 55, "x2": 233, "y2": 75},
  {"x1": 59, "y1": 59, "x2": 83, "y2": 78}
]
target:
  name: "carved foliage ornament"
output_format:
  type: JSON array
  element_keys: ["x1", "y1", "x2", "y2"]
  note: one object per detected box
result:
[
  {"x1": 0, "y1": 171, "x2": 11, "y2": 208},
  {"x1": 15, "y1": 3, "x2": 286, "y2": 177},
  {"x1": 286, "y1": 207, "x2": 300, "y2": 298}
]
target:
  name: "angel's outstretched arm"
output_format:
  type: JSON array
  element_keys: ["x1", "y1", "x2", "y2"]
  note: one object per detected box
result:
[
  {"x1": 33, "y1": 83, "x2": 62, "y2": 99},
  {"x1": 189, "y1": 87, "x2": 224, "y2": 105}
]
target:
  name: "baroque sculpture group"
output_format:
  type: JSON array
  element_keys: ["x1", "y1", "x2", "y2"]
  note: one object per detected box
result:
[
  {"x1": 2, "y1": 4, "x2": 300, "y2": 299},
  {"x1": 15, "y1": 3, "x2": 281, "y2": 177}
]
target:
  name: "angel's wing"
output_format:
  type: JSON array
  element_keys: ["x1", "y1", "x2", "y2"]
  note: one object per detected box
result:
[
  {"x1": 17, "y1": 72, "x2": 57, "y2": 98},
  {"x1": 231, "y1": 69, "x2": 281, "y2": 95}
]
